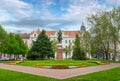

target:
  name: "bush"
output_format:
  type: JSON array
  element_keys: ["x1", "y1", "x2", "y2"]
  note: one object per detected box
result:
[{"x1": 27, "y1": 52, "x2": 40, "y2": 60}]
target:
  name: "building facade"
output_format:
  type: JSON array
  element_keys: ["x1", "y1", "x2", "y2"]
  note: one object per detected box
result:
[
  {"x1": 20, "y1": 26, "x2": 84, "y2": 59},
  {"x1": 20, "y1": 24, "x2": 120, "y2": 61}
]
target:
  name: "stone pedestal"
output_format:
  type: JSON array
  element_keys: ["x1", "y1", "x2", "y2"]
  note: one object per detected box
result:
[{"x1": 56, "y1": 44, "x2": 63, "y2": 60}]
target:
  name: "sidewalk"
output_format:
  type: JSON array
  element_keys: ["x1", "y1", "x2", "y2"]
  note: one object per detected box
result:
[{"x1": 0, "y1": 63, "x2": 120, "y2": 79}]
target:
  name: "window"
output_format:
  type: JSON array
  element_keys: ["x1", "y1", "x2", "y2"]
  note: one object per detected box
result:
[
  {"x1": 34, "y1": 34, "x2": 36, "y2": 37},
  {"x1": 69, "y1": 40, "x2": 71, "y2": 43},
  {"x1": 65, "y1": 40, "x2": 67, "y2": 43}
]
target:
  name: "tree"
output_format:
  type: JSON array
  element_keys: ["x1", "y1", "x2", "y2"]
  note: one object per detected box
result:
[
  {"x1": 72, "y1": 34, "x2": 86, "y2": 60},
  {"x1": 80, "y1": 29, "x2": 92, "y2": 59},
  {"x1": 7, "y1": 33, "x2": 20, "y2": 59},
  {"x1": 51, "y1": 39, "x2": 58, "y2": 54},
  {"x1": 110, "y1": 6, "x2": 120, "y2": 61},
  {"x1": 63, "y1": 43, "x2": 72, "y2": 59},
  {"x1": 0, "y1": 25, "x2": 6, "y2": 52},
  {"x1": 87, "y1": 7, "x2": 120, "y2": 60},
  {"x1": 0, "y1": 25, "x2": 9, "y2": 57},
  {"x1": 27, "y1": 30, "x2": 54, "y2": 60},
  {"x1": 15, "y1": 34, "x2": 29, "y2": 59}
]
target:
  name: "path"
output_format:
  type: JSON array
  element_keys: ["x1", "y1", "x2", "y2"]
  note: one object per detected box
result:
[{"x1": 0, "y1": 63, "x2": 120, "y2": 79}]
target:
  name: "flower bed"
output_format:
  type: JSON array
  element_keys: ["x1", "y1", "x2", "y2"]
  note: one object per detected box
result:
[
  {"x1": 6, "y1": 62, "x2": 16, "y2": 65},
  {"x1": 52, "y1": 65, "x2": 68, "y2": 69},
  {"x1": 90, "y1": 61, "x2": 108, "y2": 65},
  {"x1": 99, "y1": 62, "x2": 108, "y2": 65},
  {"x1": 6, "y1": 60, "x2": 23, "y2": 65},
  {"x1": 35, "y1": 65, "x2": 87, "y2": 69}
]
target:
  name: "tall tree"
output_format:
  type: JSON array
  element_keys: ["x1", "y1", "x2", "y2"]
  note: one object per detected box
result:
[
  {"x1": 80, "y1": 29, "x2": 92, "y2": 59},
  {"x1": 51, "y1": 39, "x2": 58, "y2": 54},
  {"x1": 72, "y1": 34, "x2": 86, "y2": 60},
  {"x1": 28, "y1": 30, "x2": 54, "y2": 60},
  {"x1": 63, "y1": 43, "x2": 72, "y2": 59},
  {"x1": 15, "y1": 34, "x2": 29, "y2": 59},
  {"x1": 110, "y1": 6, "x2": 120, "y2": 60},
  {"x1": 0, "y1": 25, "x2": 9, "y2": 57},
  {"x1": 87, "y1": 7, "x2": 120, "y2": 60},
  {"x1": 7, "y1": 33, "x2": 19, "y2": 59}
]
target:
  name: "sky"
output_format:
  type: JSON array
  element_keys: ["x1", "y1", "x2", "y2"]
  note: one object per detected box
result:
[{"x1": 0, "y1": 0, "x2": 120, "y2": 33}]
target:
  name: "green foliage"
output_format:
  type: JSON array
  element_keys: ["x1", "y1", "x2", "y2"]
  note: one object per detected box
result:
[
  {"x1": 63, "y1": 43, "x2": 72, "y2": 59},
  {"x1": 27, "y1": 52, "x2": 40, "y2": 60},
  {"x1": 28, "y1": 30, "x2": 54, "y2": 60},
  {"x1": 51, "y1": 39, "x2": 58, "y2": 54},
  {"x1": 7, "y1": 33, "x2": 19, "y2": 54},
  {"x1": 18, "y1": 60, "x2": 98, "y2": 66},
  {"x1": 87, "y1": 6, "x2": 120, "y2": 60},
  {"x1": 0, "y1": 25, "x2": 8, "y2": 53},
  {"x1": 0, "y1": 25, "x2": 28, "y2": 60},
  {"x1": 72, "y1": 34, "x2": 86, "y2": 60},
  {"x1": 15, "y1": 34, "x2": 29, "y2": 55}
]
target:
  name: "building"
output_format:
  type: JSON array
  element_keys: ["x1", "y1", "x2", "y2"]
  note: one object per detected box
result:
[
  {"x1": 20, "y1": 23, "x2": 120, "y2": 61},
  {"x1": 20, "y1": 24, "x2": 85, "y2": 59}
]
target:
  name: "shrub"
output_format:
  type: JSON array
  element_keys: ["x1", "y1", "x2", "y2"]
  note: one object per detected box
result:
[{"x1": 27, "y1": 52, "x2": 40, "y2": 60}]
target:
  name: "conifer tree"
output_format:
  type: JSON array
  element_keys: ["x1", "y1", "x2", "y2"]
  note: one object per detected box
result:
[{"x1": 27, "y1": 30, "x2": 54, "y2": 60}]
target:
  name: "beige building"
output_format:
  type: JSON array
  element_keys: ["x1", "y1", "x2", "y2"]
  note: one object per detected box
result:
[{"x1": 20, "y1": 29, "x2": 80, "y2": 59}]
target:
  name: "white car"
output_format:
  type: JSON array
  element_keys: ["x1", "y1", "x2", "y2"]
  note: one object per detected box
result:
[{"x1": 0, "y1": 57, "x2": 9, "y2": 60}]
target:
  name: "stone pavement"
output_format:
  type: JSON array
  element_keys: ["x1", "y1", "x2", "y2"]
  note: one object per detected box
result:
[{"x1": 0, "y1": 63, "x2": 120, "y2": 79}]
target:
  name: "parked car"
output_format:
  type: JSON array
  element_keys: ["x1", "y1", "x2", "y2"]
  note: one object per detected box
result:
[{"x1": 0, "y1": 57, "x2": 9, "y2": 60}]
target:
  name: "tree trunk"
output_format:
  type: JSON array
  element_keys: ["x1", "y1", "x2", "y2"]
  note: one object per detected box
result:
[
  {"x1": 105, "y1": 51, "x2": 109, "y2": 60},
  {"x1": 113, "y1": 43, "x2": 117, "y2": 61},
  {"x1": 65, "y1": 52, "x2": 68, "y2": 59},
  {"x1": 103, "y1": 53, "x2": 105, "y2": 60}
]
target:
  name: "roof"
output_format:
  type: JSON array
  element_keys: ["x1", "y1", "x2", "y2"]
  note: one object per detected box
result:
[
  {"x1": 46, "y1": 31, "x2": 56, "y2": 36},
  {"x1": 31, "y1": 29, "x2": 80, "y2": 37},
  {"x1": 19, "y1": 33, "x2": 30, "y2": 39},
  {"x1": 63, "y1": 31, "x2": 80, "y2": 37}
]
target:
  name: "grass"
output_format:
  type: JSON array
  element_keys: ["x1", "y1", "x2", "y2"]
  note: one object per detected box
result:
[
  {"x1": 0, "y1": 68, "x2": 58, "y2": 81},
  {"x1": 0, "y1": 67, "x2": 120, "y2": 81},
  {"x1": 18, "y1": 60, "x2": 99, "y2": 67}
]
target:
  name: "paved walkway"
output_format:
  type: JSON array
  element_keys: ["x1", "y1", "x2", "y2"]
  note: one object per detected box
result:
[{"x1": 0, "y1": 63, "x2": 120, "y2": 79}]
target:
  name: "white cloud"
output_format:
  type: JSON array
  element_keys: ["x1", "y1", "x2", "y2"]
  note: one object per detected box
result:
[
  {"x1": 0, "y1": 0, "x2": 120, "y2": 33},
  {"x1": 0, "y1": 0, "x2": 33, "y2": 21},
  {"x1": 105, "y1": 0, "x2": 120, "y2": 5}
]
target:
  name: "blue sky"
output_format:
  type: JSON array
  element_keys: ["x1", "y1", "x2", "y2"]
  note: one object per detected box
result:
[{"x1": 0, "y1": 0, "x2": 120, "y2": 33}]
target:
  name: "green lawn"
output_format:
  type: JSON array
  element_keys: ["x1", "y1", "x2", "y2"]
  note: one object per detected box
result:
[
  {"x1": 18, "y1": 60, "x2": 99, "y2": 67},
  {"x1": 0, "y1": 67, "x2": 120, "y2": 81}
]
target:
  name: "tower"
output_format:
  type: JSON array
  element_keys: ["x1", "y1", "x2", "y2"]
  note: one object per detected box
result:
[{"x1": 80, "y1": 22, "x2": 86, "y2": 31}]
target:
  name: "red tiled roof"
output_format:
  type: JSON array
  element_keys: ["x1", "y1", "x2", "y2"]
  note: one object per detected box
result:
[
  {"x1": 31, "y1": 29, "x2": 80, "y2": 37},
  {"x1": 63, "y1": 31, "x2": 80, "y2": 36},
  {"x1": 46, "y1": 31, "x2": 56, "y2": 36}
]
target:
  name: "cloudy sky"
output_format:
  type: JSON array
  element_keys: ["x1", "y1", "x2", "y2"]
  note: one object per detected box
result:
[{"x1": 0, "y1": 0, "x2": 120, "y2": 33}]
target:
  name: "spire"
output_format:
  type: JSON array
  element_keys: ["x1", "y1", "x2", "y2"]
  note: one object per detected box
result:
[
  {"x1": 82, "y1": 22, "x2": 84, "y2": 26},
  {"x1": 80, "y1": 22, "x2": 86, "y2": 31}
]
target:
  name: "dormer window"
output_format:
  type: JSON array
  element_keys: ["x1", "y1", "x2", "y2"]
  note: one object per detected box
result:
[{"x1": 34, "y1": 34, "x2": 36, "y2": 37}]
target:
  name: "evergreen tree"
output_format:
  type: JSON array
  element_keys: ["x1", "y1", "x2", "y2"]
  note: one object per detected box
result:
[
  {"x1": 27, "y1": 30, "x2": 54, "y2": 60},
  {"x1": 72, "y1": 34, "x2": 86, "y2": 60}
]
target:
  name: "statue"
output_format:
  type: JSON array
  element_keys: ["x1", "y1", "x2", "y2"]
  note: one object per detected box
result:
[{"x1": 57, "y1": 30, "x2": 62, "y2": 43}]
